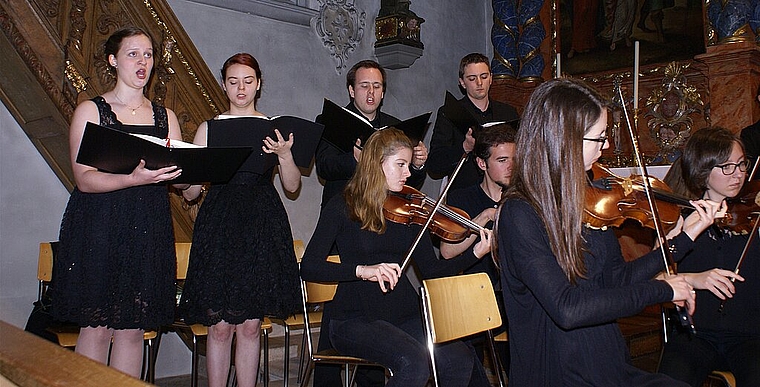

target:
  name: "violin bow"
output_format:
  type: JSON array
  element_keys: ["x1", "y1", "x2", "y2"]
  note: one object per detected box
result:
[
  {"x1": 399, "y1": 152, "x2": 470, "y2": 273},
  {"x1": 718, "y1": 170, "x2": 760, "y2": 312},
  {"x1": 618, "y1": 87, "x2": 697, "y2": 335},
  {"x1": 749, "y1": 156, "x2": 759, "y2": 181}
]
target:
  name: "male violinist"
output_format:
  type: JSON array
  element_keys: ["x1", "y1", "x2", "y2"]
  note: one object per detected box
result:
[{"x1": 440, "y1": 123, "x2": 516, "y2": 374}]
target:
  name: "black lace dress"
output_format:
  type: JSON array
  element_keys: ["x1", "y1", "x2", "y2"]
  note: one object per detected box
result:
[
  {"x1": 178, "y1": 121, "x2": 301, "y2": 325},
  {"x1": 51, "y1": 97, "x2": 176, "y2": 330}
]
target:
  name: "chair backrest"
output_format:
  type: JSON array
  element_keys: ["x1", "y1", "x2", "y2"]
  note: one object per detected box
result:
[
  {"x1": 302, "y1": 254, "x2": 340, "y2": 303},
  {"x1": 37, "y1": 242, "x2": 54, "y2": 301},
  {"x1": 301, "y1": 254, "x2": 340, "y2": 359},
  {"x1": 38, "y1": 242, "x2": 54, "y2": 282},
  {"x1": 293, "y1": 239, "x2": 306, "y2": 263},
  {"x1": 421, "y1": 272, "x2": 502, "y2": 343},
  {"x1": 175, "y1": 242, "x2": 192, "y2": 280}
]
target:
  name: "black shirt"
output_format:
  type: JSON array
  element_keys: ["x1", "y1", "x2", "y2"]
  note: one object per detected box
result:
[
  {"x1": 676, "y1": 227, "x2": 760, "y2": 336},
  {"x1": 427, "y1": 96, "x2": 518, "y2": 190},
  {"x1": 741, "y1": 119, "x2": 760, "y2": 180},
  {"x1": 498, "y1": 198, "x2": 693, "y2": 386},
  {"x1": 315, "y1": 102, "x2": 426, "y2": 208},
  {"x1": 300, "y1": 195, "x2": 479, "y2": 326},
  {"x1": 445, "y1": 183, "x2": 499, "y2": 286}
]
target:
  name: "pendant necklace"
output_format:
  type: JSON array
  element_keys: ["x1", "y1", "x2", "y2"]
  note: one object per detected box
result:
[{"x1": 114, "y1": 92, "x2": 145, "y2": 115}]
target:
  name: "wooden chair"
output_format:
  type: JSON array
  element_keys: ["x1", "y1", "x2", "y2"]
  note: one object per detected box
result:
[
  {"x1": 36, "y1": 242, "x2": 159, "y2": 383},
  {"x1": 172, "y1": 241, "x2": 272, "y2": 387},
  {"x1": 492, "y1": 330, "x2": 508, "y2": 381},
  {"x1": 298, "y1": 255, "x2": 388, "y2": 387},
  {"x1": 706, "y1": 371, "x2": 736, "y2": 387},
  {"x1": 420, "y1": 272, "x2": 505, "y2": 387},
  {"x1": 269, "y1": 239, "x2": 314, "y2": 387}
]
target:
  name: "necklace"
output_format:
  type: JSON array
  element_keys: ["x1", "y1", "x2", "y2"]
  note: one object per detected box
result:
[{"x1": 113, "y1": 92, "x2": 145, "y2": 115}]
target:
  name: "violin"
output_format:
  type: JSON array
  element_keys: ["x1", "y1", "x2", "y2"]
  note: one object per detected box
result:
[
  {"x1": 584, "y1": 163, "x2": 692, "y2": 232},
  {"x1": 383, "y1": 185, "x2": 485, "y2": 243},
  {"x1": 715, "y1": 180, "x2": 760, "y2": 234}
]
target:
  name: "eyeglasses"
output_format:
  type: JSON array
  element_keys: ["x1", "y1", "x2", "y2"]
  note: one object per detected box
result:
[
  {"x1": 713, "y1": 160, "x2": 750, "y2": 175},
  {"x1": 583, "y1": 135, "x2": 609, "y2": 144}
]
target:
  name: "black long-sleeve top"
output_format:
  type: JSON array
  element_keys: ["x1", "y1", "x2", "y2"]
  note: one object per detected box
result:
[
  {"x1": 676, "y1": 227, "x2": 760, "y2": 336},
  {"x1": 445, "y1": 183, "x2": 499, "y2": 286},
  {"x1": 427, "y1": 97, "x2": 518, "y2": 190},
  {"x1": 740, "y1": 119, "x2": 760, "y2": 180},
  {"x1": 498, "y1": 198, "x2": 694, "y2": 386},
  {"x1": 315, "y1": 102, "x2": 426, "y2": 208},
  {"x1": 300, "y1": 195, "x2": 480, "y2": 326}
]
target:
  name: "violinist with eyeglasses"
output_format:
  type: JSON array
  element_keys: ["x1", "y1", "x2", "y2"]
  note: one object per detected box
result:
[
  {"x1": 658, "y1": 127, "x2": 759, "y2": 387},
  {"x1": 300, "y1": 127, "x2": 493, "y2": 387},
  {"x1": 495, "y1": 78, "x2": 724, "y2": 387}
]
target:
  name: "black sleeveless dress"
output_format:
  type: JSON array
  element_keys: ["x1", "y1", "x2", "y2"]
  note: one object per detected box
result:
[
  {"x1": 51, "y1": 97, "x2": 176, "y2": 330},
  {"x1": 178, "y1": 119, "x2": 301, "y2": 325}
]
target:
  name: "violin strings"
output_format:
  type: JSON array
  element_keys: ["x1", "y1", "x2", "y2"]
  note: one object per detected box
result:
[
  {"x1": 421, "y1": 197, "x2": 483, "y2": 231},
  {"x1": 602, "y1": 178, "x2": 693, "y2": 207}
]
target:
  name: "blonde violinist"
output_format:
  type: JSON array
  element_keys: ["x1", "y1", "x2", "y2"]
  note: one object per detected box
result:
[{"x1": 300, "y1": 128, "x2": 492, "y2": 386}]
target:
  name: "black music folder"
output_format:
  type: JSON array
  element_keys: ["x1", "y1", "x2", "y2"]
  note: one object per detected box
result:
[
  {"x1": 208, "y1": 115, "x2": 324, "y2": 174},
  {"x1": 76, "y1": 122, "x2": 253, "y2": 184},
  {"x1": 441, "y1": 91, "x2": 509, "y2": 135},
  {"x1": 319, "y1": 99, "x2": 431, "y2": 153}
]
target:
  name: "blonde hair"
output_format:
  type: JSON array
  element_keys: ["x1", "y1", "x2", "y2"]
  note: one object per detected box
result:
[{"x1": 344, "y1": 128, "x2": 414, "y2": 233}]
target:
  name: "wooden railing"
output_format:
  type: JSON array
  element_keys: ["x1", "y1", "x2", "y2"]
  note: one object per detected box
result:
[{"x1": 0, "y1": 320, "x2": 154, "y2": 386}]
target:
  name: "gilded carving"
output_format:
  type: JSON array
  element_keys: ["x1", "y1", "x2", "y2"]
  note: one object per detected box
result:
[
  {"x1": 314, "y1": 0, "x2": 366, "y2": 74},
  {"x1": 375, "y1": 16, "x2": 398, "y2": 41},
  {"x1": 375, "y1": 0, "x2": 424, "y2": 47},
  {"x1": 64, "y1": 59, "x2": 88, "y2": 93},
  {"x1": 643, "y1": 62, "x2": 703, "y2": 161},
  {"x1": 142, "y1": 0, "x2": 219, "y2": 115}
]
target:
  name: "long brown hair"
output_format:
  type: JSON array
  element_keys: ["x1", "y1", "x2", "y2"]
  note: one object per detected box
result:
[
  {"x1": 502, "y1": 78, "x2": 607, "y2": 284},
  {"x1": 344, "y1": 128, "x2": 414, "y2": 233}
]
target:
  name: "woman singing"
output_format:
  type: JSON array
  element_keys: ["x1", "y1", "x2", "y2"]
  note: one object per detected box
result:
[
  {"x1": 300, "y1": 128, "x2": 492, "y2": 387},
  {"x1": 51, "y1": 26, "x2": 182, "y2": 377},
  {"x1": 496, "y1": 78, "x2": 723, "y2": 386},
  {"x1": 178, "y1": 53, "x2": 301, "y2": 387}
]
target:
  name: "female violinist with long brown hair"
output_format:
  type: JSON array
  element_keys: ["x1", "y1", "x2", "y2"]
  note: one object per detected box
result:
[
  {"x1": 300, "y1": 127, "x2": 492, "y2": 386},
  {"x1": 495, "y1": 78, "x2": 723, "y2": 386},
  {"x1": 658, "y1": 127, "x2": 759, "y2": 386}
]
